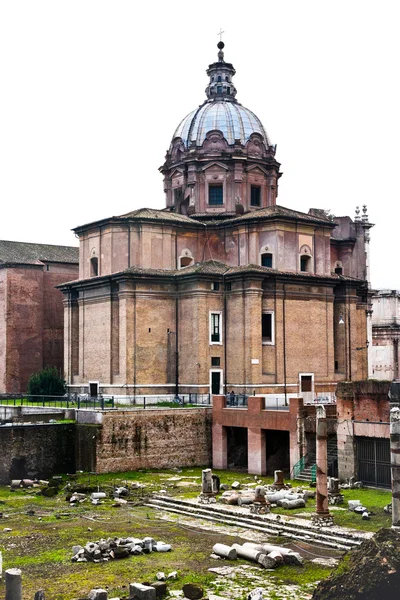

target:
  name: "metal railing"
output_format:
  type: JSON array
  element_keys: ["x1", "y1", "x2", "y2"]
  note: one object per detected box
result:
[
  {"x1": 126, "y1": 394, "x2": 212, "y2": 408},
  {"x1": 291, "y1": 455, "x2": 306, "y2": 479},
  {"x1": 0, "y1": 393, "x2": 213, "y2": 411},
  {"x1": 291, "y1": 454, "x2": 317, "y2": 483},
  {"x1": 264, "y1": 397, "x2": 290, "y2": 411},
  {"x1": 225, "y1": 394, "x2": 248, "y2": 408}
]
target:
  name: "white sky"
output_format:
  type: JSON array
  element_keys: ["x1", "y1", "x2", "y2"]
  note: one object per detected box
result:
[{"x1": 1, "y1": 1, "x2": 399, "y2": 288}]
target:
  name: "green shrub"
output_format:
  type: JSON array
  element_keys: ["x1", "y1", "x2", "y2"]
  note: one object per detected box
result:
[{"x1": 27, "y1": 367, "x2": 66, "y2": 396}]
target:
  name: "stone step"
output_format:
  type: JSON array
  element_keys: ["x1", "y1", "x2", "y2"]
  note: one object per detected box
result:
[{"x1": 146, "y1": 495, "x2": 369, "y2": 551}]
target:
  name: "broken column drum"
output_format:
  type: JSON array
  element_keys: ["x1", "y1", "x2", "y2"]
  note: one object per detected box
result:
[
  {"x1": 390, "y1": 406, "x2": 400, "y2": 528},
  {"x1": 273, "y1": 470, "x2": 285, "y2": 489},
  {"x1": 313, "y1": 405, "x2": 334, "y2": 525},
  {"x1": 201, "y1": 469, "x2": 213, "y2": 495},
  {"x1": 5, "y1": 568, "x2": 22, "y2": 600}
]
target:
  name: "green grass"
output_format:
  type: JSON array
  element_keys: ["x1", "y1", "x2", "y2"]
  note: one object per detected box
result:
[
  {"x1": 273, "y1": 485, "x2": 391, "y2": 531},
  {"x1": 0, "y1": 467, "x2": 389, "y2": 599}
]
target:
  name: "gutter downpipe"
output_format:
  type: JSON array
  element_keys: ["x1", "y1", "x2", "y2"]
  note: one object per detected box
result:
[
  {"x1": 223, "y1": 273, "x2": 227, "y2": 396},
  {"x1": 175, "y1": 283, "x2": 179, "y2": 399},
  {"x1": 283, "y1": 282, "x2": 288, "y2": 406}
]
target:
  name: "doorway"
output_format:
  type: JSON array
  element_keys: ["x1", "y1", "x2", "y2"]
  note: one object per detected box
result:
[
  {"x1": 299, "y1": 373, "x2": 314, "y2": 403},
  {"x1": 210, "y1": 370, "x2": 222, "y2": 395},
  {"x1": 89, "y1": 381, "x2": 99, "y2": 397},
  {"x1": 227, "y1": 427, "x2": 248, "y2": 469}
]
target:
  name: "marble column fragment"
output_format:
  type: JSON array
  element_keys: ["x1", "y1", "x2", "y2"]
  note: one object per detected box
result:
[
  {"x1": 201, "y1": 468, "x2": 213, "y2": 495},
  {"x1": 315, "y1": 406, "x2": 331, "y2": 518},
  {"x1": 5, "y1": 568, "x2": 22, "y2": 600}
]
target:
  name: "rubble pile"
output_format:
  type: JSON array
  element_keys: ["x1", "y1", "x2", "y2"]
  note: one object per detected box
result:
[
  {"x1": 219, "y1": 482, "x2": 315, "y2": 511},
  {"x1": 312, "y1": 528, "x2": 400, "y2": 600},
  {"x1": 211, "y1": 541, "x2": 303, "y2": 569},
  {"x1": 71, "y1": 536, "x2": 171, "y2": 563}
]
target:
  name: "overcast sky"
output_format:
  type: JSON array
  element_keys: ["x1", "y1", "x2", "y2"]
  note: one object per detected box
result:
[{"x1": 1, "y1": 1, "x2": 399, "y2": 288}]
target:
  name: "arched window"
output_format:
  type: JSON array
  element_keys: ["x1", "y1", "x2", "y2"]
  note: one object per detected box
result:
[
  {"x1": 300, "y1": 255, "x2": 311, "y2": 272},
  {"x1": 90, "y1": 256, "x2": 98, "y2": 277},
  {"x1": 217, "y1": 75, "x2": 222, "y2": 82},
  {"x1": 180, "y1": 256, "x2": 193, "y2": 268},
  {"x1": 179, "y1": 249, "x2": 194, "y2": 269},
  {"x1": 217, "y1": 86, "x2": 222, "y2": 94}
]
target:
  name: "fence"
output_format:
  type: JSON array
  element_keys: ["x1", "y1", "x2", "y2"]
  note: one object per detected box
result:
[
  {"x1": 0, "y1": 393, "x2": 212, "y2": 410},
  {"x1": 0, "y1": 393, "x2": 115, "y2": 409}
]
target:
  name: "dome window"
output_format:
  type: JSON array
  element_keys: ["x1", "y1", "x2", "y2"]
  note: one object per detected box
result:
[
  {"x1": 227, "y1": 87, "x2": 231, "y2": 95},
  {"x1": 225, "y1": 76, "x2": 229, "y2": 82},
  {"x1": 300, "y1": 255, "x2": 312, "y2": 272},
  {"x1": 261, "y1": 253, "x2": 273, "y2": 268},
  {"x1": 217, "y1": 86, "x2": 222, "y2": 94},
  {"x1": 250, "y1": 185, "x2": 261, "y2": 207},
  {"x1": 217, "y1": 75, "x2": 222, "y2": 82},
  {"x1": 209, "y1": 184, "x2": 223, "y2": 206}
]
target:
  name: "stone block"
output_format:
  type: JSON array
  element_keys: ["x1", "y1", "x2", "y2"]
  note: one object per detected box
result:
[
  {"x1": 88, "y1": 589, "x2": 108, "y2": 600},
  {"x1": 129, "y1": 583, "x2": 156, "y2": 600}
]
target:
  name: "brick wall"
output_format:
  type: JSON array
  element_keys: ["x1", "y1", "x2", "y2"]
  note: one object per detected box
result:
[
  {"x1": 93, "y1": 408, "x2": 212, "y2": 473},
  {"x1": 1, "y1": 263, "x2": 78, "y2": 393}
]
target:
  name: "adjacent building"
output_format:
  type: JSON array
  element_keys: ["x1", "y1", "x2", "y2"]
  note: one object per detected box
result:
[
  {"x1": 371, "y1": 290, "x2": 400, "y2": 380},
  {"x1": 0, "y1": 240, "x2": 79, "y2": 392}
]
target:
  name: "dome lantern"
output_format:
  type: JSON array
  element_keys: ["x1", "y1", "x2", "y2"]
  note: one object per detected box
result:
[{"x1": 205, "y1": 41, "x2": 238, "y2": 101}]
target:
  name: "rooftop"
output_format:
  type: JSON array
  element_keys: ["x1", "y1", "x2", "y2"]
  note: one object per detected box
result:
[{"x1": 0, "y1": 240, "x2": 79, "y2": 267}]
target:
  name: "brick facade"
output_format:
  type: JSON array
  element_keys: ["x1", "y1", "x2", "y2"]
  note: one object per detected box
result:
[{"x1": 0, "y1": 260, "x2": 78, "y2": 392}]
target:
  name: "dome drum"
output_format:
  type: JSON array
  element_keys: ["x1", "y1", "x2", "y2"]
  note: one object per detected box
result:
[{"x1": 160, "y1": 43, "x2": 281, "y2": 218}]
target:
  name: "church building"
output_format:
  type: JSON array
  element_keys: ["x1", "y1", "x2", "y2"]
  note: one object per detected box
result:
[{"x1": 59, "y1": 43, "x2": 372, "y2": 404}]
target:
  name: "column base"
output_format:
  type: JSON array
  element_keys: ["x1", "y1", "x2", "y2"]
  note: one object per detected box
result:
[
  {"x1": 198, "y1": 493, "x2": 217, "y2": 504},
  {"x1": 311, "y1": 513, "x2": 335, "y2": 527}
]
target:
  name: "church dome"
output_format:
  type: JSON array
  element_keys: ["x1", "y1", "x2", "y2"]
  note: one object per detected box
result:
[
  {"x1": 171, "y1": 41, "x2": 272, "y2": 150},
  {"x1": 173, "y1": 101, "x2": 270, "y2": 148}
]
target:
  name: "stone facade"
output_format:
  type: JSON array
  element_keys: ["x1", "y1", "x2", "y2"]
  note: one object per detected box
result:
[
  {"x1": 371, "y1": 289, "x2": 400, "y2": 380},
  {"x1": 0, "y1": 241, "x2": 79, "y2": 393}
]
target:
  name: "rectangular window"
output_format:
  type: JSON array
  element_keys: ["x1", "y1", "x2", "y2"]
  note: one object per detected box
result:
[
  {"x1": 210, "y1": 312, "x2": 222, "y2": 344},
  {"x1": 262, "y1": 311, "x2": 274, "y2": 345},
  {"x1": 225, "y1": 282, "x2": 232, "y2": 291},
  {"x1": 261, "y1": 253, "x2": 273, "y2": 268},
  {"x1": 250, "y1": 185, "x2": 261, "y2": 207},
  {"x1": 300, "y1": 375, "x2": 312, "y2": 393},
  {"x1": 211, "y1": 356, "x2": 221, "y2": 366},
  {"x1": 209, "y1": 184, "x2": 223, "y2": 205},
  {"x1": 211, "y1": 282, "x2": 220, "y2": 291}
]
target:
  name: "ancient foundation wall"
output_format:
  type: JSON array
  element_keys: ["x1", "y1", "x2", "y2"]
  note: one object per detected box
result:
[
  {"x1": 92, "y1": 408, "x2": 213, "y2": 473},
  {"x1": 0, "y1": 424, "x2": 76, "y2": 484},
  {"x1": 336, "y1": 380, "x2": 391, "y2": 481}
]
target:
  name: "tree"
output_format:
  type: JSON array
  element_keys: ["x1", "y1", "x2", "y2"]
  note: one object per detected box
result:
[{"x1": 27, "y1": 367, "x2": 66, "y2": 397}]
